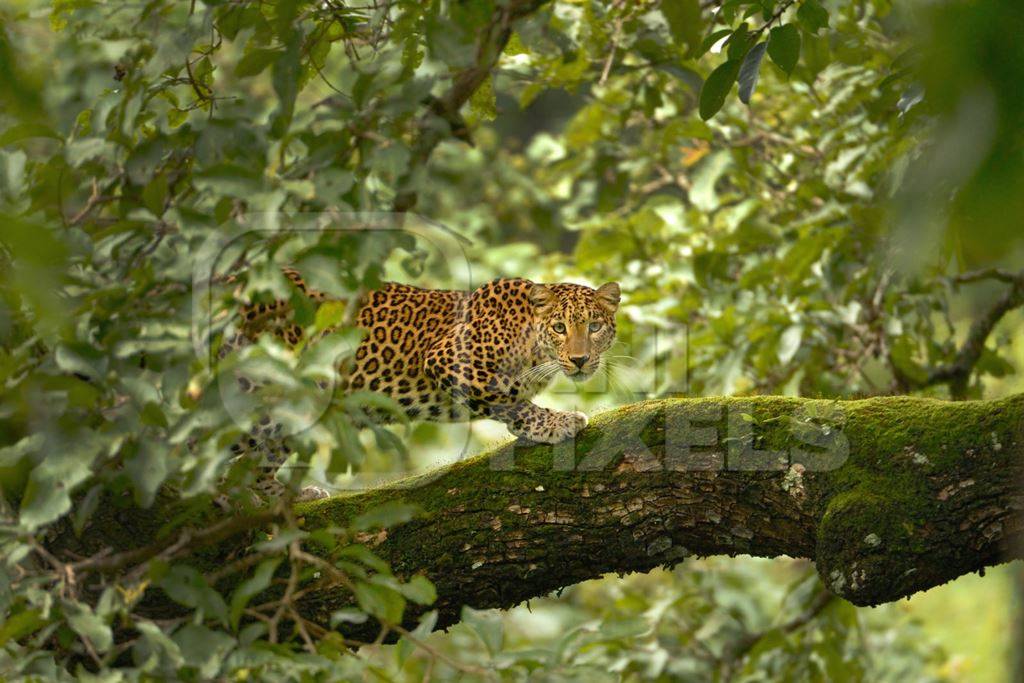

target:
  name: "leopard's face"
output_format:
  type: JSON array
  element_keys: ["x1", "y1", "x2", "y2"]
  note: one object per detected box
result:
[{"x1": 531, "y1": 282, "x2": 621, "y2": 380}]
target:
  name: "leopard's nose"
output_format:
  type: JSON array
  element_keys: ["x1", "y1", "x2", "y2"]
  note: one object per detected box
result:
[{"x1": 570, "y1": 355, "x2": 589, "y2": 369}]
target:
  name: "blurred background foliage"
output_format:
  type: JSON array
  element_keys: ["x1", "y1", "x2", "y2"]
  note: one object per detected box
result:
[{"x1": 0, "y1": 0, "x2": 1022, "y2": 679}]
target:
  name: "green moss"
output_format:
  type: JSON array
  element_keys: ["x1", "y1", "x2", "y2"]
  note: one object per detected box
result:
[
  {"x1": 808, "y1": 394, "x2": 1024, "y2": 605},
  {"x1": 298, "y1": 393, "x2": 1024, "y2": 530}
]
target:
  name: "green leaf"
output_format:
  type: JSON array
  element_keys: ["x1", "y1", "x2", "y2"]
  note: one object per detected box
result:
[
  {"x1": 134, "y1": 620, "x2": 185, "y2": 669},
  {"x1": 20, "y1": 439, "x2": 100, "y2": 530},
  {"x1": 343, "y1": 391, "x2": 412, "y2": 427},
  {"x1": 313, "y1": 168, "x2": 354, "y2": 200},
  {"x1": 0, "y1": 434, "x2": 44, "y2": 468},
  {"x1": 462, "y1": 606, "x2": 504, "y2": 655},
  {"x1": 55, "y1": 342, "x2": 107, "y2": 380},
  {"x1": 167, "y1": 108, "x2": 188, "y2": 129},
  {"x1": 193, "y1": 162, "x2": 262, "y2": 197},
  {"x1": 289, "y1": 287, "x2": 316, "y2": 327},
  {"x1": 140, "y1": 401, "x2": 169, "y2": 430},
  {"x1": 351, "y1": 501, "x2": 421, "y2": 531},
  {"x1": 160, "y1": 565, "x2": 230, "y2": 627},
  {"x1": 890, "y1": 336, "x2": 928, "y2": 385},
  {"x1": 229, "y1": 558, "x2": 281, "y2": 630},
  {"x1": 977, "y1": 348, "x2": 1016, "y2": 378},
  {"x1": 726, "y1": 24, "x2": 751, "y2": 61},
  {"x1": 768, "y1": 24, "x2": 801, "y2": 74},
  {"x1": 738, "y1": 41, "x2": 768, "y2": 104},
  {"x1": 469, "y1": 73, "x2": 497, "y2": 122},
  {"x1": 330, "y1": 608, "x2": 369, "y2": 627},
  {"x1": 354, "y1": 580, "x2": 405, "y2": 624},
  {"x1": 64, "y1": 600, "x2": 113, "y2": 652},
  {"x1": 700, "y1": 28, "x2": 732, "y2": 55},
  {"x1": 172, "y1": 625, "x2": 235, "y2": 680},
  {"x1": 125, "y1": 441, "x2": 168, "y2": 507},
  {"x1": 270, "y1": 31, "x2": 303, "y2": 138},
  {"x1": 0, "y1": 123, "x2": 60, "y2": 146},
  {"x1": 235, "y1": 48, "x2": 280, "y2": 78},
  {"x1": 779, "y1": 229, "x2": 835, "y2": 277},
  {"x1": 699, "y1": 59, "x2": 742, "y2": 120},
  {"x1": 397, "y1": 609, "x2": 439, "y2": 666},
  {"x1": 314, "y1": 300, "x2": 349, "y2": 331},
  {"x1": 337, "y1": 544, "x2": 391, "y2": 574},
  {"x1": 398, "y1": 575, "x2": 437, "y2": 605},
  {"x1": 51, "y1": 0, "x2": 94, "y2": 31},
  {"x1": 72, "y1": 483, "x2": 102, "y2": 536},
  {"x1": 778, "y1": 324, "x2": 803, "y2": 364},
  {"x1": 690, "y1": 150, "x2": 732, "y2": 211},
  {"x1": 142, "y1": 173, "x2": 169, "y2": 216},
  {"x1": 797, "y1": 0, "x2": 829, "y2": 33},
  {"x1": 662, "y1": 0, "x2": 703, "y2": 57},
  {"x1": 0, "y1": 609, "x2": 48, "y2": 646}
]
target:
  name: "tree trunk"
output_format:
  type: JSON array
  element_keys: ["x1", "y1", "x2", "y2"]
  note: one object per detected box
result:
[{"x1": 58, "y1": 395, "x2": 1024, "y2": 634}]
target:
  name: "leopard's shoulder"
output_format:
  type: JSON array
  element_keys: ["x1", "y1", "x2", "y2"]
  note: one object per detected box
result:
[{"x1": 467, "y1": 278, "x2": 536, "y2": 318}]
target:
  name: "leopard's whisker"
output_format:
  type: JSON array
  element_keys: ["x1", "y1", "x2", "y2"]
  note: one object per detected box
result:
[
  {"x1": 520, "y1": 360, "x2": 558, "y2": 381},
  {"x1": 608, "y1": 369, "x2": 636, "y2": 399},
  {"x1": 534, "y1": 363, "x2": 562, "y2": 383},
  {"x1": 600, "y1": 357, "x2": 643, "y2": 398},
  {"x1": 515, "y1": 364, "x2": 543, "y2": 382},
  {"x1": 514, "y1": 360, "x2": 561, "y2": 385}
]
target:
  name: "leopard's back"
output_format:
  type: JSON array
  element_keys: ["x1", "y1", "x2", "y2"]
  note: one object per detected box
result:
[
  {"x1": 347, "y1": 283, "x2": 471, "y2": 420},
  {"x1": 220, "y1": 275, "x2": 548, "y2": 424}
]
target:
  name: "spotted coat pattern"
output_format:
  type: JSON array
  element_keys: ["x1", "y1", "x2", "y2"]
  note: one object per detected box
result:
[{"x1": 219, "y1": 271, "x2": 620, "y2": 496}]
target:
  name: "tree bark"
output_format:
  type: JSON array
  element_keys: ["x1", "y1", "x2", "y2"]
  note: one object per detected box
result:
[{"x1": 57, "y1": 394, "x2": 1024, "y2": 634}]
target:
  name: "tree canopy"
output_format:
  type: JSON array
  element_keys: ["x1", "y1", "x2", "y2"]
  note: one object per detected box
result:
[{"x1": 1, "y1": 0, "x2": 1023, "y2": 680}]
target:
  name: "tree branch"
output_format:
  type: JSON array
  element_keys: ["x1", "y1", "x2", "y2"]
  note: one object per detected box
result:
[
  {"x1": 292, "y1": 394, "x2": 1024, "y2": 634},
  {"x1": 49, "y1": 394, "x2": 1024, "y2": 638},
  {"x1": 892, "y1": 270, "x2": 1024, "y2": 398}
]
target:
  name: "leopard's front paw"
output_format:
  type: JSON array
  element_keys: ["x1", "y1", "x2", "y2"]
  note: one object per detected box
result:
[{"x1": 515, "y1": 409, "x2": 589, "y2": 444}]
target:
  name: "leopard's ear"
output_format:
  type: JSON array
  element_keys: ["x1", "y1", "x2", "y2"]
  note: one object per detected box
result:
[
  {"x1": 529, "y1": 283, "x2": 557, "y2": 312},
  {"x1": 596, "y1": 282, "x2": 621, "y2": 311}
]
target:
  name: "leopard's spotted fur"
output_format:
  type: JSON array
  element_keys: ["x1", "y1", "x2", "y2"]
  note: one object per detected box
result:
[{"x1": 218, "y1": 270, "x2": 620, "y2": 498}]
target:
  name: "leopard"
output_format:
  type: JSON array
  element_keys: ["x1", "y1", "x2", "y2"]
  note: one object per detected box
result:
[{"x1": 217, "y1": 269, "x2": 621, "y2": 499}]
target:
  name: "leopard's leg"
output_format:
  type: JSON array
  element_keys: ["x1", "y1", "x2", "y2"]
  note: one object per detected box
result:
[
  {"x1": 218, "y1": 306, "x2": 332, "y2": 504},
  {"x1": 424, "y1": 337, "x2": 588, "y2": 444},
  {"x1": 218, "y1": 364, "x2": 331, "y2": 505},
  {"x1": 489, "y1": 401, "x2": 588, "y2": 444},
  {"x1": 229, "y1": 424, "x2": 331, "y2": 505}
]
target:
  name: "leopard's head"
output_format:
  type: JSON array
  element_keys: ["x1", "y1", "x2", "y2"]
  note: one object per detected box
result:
[{"x1": 531, "y1": 281, "x2": 620, "y2": 380}]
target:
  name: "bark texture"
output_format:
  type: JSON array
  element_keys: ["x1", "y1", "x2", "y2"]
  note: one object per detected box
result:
[
  {"x1": 293, "y1": 394, "x2": 1024, "y2": 630},
  {"x1": 56, "y1": 394, "x2": 1024, "y2": 635}
]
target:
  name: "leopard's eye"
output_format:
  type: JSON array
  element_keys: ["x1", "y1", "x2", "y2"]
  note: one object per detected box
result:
[
  {"x1": 588, "y1": 321, "x2": 603, "y2": 333},
  {"x1": 552, "y1": 322, "x2": 567, "y2": 334}
]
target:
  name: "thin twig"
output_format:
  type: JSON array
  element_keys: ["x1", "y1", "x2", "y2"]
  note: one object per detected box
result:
[
  {"x1": 891, "y1": 269, "x2": 1024, "y2": 398},
  {"x1": 392, "y1": 623, "x2": 494, "y2": 678},
  {"x1": 724, "y1": 589, "x2": 835, "y2": 679}
]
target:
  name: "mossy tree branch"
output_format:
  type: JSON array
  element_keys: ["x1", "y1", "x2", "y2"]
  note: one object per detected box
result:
[
  {"x1": 290, "y1": 395, "x2": 1023, "y2": 632},
  {"x1": 52, "y1": 394, "x2": 1024, "y2": 636}
]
